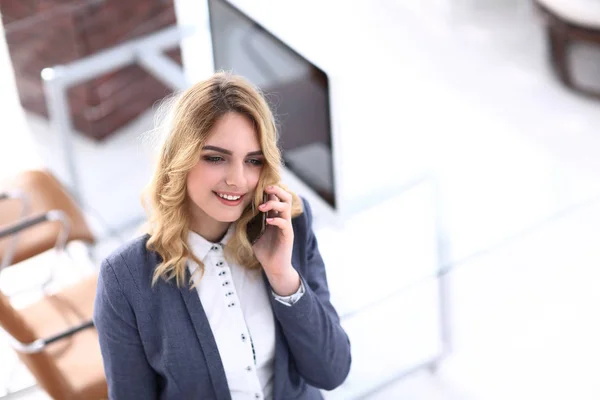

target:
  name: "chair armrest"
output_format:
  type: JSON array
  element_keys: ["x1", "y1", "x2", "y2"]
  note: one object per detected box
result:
[
  {"x1": 0, "y1": 210, "x2": 71, "y2": 268},
  {"x1": 0, "y1": 189, "x2": 30, "y2": 211},
  {"x1": 1, "y1": 189, "x2": 32, "y2": 269},
  {"x1": 9, "y1": 320, "x2": 95, "y2": 354}
]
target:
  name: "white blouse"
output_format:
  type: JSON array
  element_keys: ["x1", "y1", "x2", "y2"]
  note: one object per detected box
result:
[{"x1": 187, "y1": 226, "x2": 304, "y2": 400}]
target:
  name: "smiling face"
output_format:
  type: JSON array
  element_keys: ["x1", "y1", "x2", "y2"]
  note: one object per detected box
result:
[{"x1": 186, "y1": 112, "x2": 264, "y2": 241}]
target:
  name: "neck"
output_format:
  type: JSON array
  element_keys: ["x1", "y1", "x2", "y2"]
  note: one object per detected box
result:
[
  {"x1": 190, "y1": 207, "x2": 231, "y2": 243},
  {"x1": 189, "y1": 219, "x2": 230, "y2": 243},
  {"x1": 187, "y1": 201, "x2": 232, "y2": 242}
]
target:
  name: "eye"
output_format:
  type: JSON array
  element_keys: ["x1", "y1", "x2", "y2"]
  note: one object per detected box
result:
[
  {"x1": 203, "y1": 155, "x2": 224, "y2": 163},
  {"x1": 247, "y1": 158, "x2": 264, "y2": 166}
]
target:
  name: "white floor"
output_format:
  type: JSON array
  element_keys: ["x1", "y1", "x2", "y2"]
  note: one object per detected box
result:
[{"x1": 2, "y1": 1, "x2": 600, "y2": 399}]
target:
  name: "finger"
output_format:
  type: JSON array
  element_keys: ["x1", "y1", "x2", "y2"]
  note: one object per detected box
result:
[
  {"x1": 265, "y1": 217, "x2": 292, "y2": 233},
  {"x1": 259, "y1": 200, "x2": 290, "y2": 219},
  {"x1": 265, "y1": 185, "x2": 292, "y2": 204},
  {"x1": 267, "y1": 194, "x2": 281, "y2": 219}
]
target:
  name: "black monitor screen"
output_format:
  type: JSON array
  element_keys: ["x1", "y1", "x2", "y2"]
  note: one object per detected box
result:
[{"x1": 208, "y1": 0, "x2": 336, "y2": 208}]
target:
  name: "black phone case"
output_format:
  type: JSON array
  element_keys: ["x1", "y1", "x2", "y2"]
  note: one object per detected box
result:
[{"x1": 246, "y1": 192, "x2": 268, "y2": 244}]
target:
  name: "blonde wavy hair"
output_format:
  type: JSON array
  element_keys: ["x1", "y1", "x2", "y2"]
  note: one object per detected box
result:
[{"x1": 143, "y1": 72, "x2": 303, "y2": 288}]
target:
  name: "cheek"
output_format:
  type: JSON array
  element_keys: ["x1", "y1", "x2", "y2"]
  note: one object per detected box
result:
[
  {"x1": 186, "y1": 165, "x2": 216, "y2": 199},
  {"x1": 247, "y1": 168, "x2": 262, "y2": 190}
]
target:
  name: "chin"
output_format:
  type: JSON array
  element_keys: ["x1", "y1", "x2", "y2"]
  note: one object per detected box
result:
[
  {"x1": 209, "y1": 206, "x2": 245, "y2": 223},
  {"x1": 216, "y1": 213, "x2": 242, "y2": 223}
]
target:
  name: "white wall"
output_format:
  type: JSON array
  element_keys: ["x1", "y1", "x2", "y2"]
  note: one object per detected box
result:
[{"x1": 0, "y1": 21, "x2": 41, "y2": 180}]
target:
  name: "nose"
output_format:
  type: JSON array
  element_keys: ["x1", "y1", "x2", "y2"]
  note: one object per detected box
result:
[{"x1": 225, "y1": 162, "x2": 245, "y2": 187}]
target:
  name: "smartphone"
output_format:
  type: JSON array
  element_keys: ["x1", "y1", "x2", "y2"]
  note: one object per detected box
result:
[{"x1": 246, "y1": 192, "x2": 268, "y2": 245}]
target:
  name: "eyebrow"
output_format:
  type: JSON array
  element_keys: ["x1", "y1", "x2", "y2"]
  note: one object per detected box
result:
[{"x1": 202, "y1": 145, "x2": 263, "y2": 157}]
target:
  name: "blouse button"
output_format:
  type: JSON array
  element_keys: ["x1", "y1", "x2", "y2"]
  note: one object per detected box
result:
[
  {"x1": 241, "y1": 334, "x2": 246, "y2": 341},
  {"x1": 255, "y1": 394, "x2": 260, "y2": 399},
  {"x1": 246, "y1": 366, "x2": 252, "y2": 371}
]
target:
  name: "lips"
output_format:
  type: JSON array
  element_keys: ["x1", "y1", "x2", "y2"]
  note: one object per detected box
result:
[{"x1": 213, "y1": 191, "x2": 244, "y2": 206}]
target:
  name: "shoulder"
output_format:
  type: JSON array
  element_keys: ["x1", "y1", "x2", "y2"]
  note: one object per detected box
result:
[
  {"x1": 291, "y1": 197, "x2": 313, "y2": 236},
  {"x1": 291, "y1": 197, "x2": 318, "y2": 258},
  {"x1": 103, "y1": 234, "x2": 154, "y2": 269},
  {"x1": 100, "y1": 234, "x2": 158, "y2": 289}
]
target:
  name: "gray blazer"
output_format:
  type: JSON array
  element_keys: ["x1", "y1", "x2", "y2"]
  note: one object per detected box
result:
[{"x1": 93, "y1": 198, "x2": 351, "y2": 399}]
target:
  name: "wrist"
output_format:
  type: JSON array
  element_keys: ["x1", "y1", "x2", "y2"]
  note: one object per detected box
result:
[{"x1": 267, "y1": 266, "x2": 300, "y2": 297}]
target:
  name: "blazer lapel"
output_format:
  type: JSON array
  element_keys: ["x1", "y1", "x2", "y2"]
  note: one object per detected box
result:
[
  {"x1": 179, "y1": 271, "x2": 231, "y2": 400},
  {"x1": 272, "y1": 321, "x2": 287, "y2": 400},
  {"x1": 262, "y1": 271, "x2": 286, "y2": 400}
]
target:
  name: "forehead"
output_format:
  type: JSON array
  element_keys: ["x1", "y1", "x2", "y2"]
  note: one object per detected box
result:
[{"x1": 205, "y1": 112, "x2": 259, "y2": 150}]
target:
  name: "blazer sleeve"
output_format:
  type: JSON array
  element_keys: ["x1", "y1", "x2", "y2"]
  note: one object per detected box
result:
[
  {"x1": 269, "y1": 198, "x2": 352, "y2": 390},
  {"x1": 93, "y1": 257, "x2": 159, "y2": 399}
]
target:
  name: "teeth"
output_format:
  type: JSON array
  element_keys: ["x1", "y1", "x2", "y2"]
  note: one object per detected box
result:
[{"x1": 218, "y1": 193, "x2": 241, "y2": 201}]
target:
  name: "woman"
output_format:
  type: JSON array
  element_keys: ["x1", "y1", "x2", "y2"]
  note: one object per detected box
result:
[{"x1": 93, "y1": 72, "x2": 351, "y2": 399}]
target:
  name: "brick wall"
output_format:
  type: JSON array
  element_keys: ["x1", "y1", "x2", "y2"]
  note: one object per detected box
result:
[{"x1": 0, "y1": 0, "x2": 182, "y2": 140}]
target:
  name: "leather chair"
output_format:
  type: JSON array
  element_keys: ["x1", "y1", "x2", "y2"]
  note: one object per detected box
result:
[
  {"x1": 535, "y1": 0, "x2": 600, "y2": 99},
  {"x1": 0, "y1": 170, "x2": 107, "y2": 399}
]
